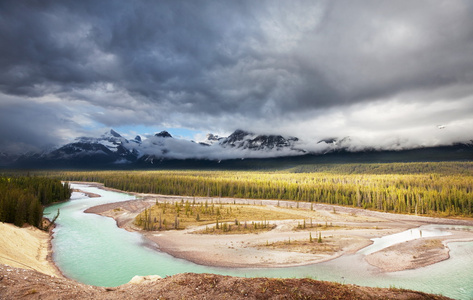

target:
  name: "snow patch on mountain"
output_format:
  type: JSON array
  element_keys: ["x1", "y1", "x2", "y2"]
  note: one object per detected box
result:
[
  {"x1": 219, "y1": 129, "x2": 301, "y2": 151},
  {"x1": 19, "y1": 128, "x2": 306, "y2": 164},
  {"x1": 134, "y1": 130, "x2": 303, "y2": 161},
  {"x1": 7, "y1": 128, "x2": 473, "y2": 167}
]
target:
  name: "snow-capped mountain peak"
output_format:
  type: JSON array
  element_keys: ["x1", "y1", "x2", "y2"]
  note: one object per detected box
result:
[
  {"x1": 199, "y1": 133, "x2": 223, "y2": 146},
  {"x1": 7, "y1": 128, "x2": 473, "y2": 168},
  {"x1": 155, "y1": 131, "x2": 172, "y2": 138},
  {"x1": 11, "y1": 129, "x2": 304, "y2": 166},
  {"x1": 220, "y1": 130, "x2": 301, "y2": 152},
  {"x1": 109, "y1": 129, "x2": 122, "y2": 138}
]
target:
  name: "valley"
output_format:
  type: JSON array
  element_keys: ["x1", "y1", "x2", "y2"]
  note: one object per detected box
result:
[{"x1": 2, "y1": 162, "x2": 473, "y2": 299}]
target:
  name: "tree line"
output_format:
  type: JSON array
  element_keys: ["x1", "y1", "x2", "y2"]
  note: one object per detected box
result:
[
  {"x1": 289, "y1": 161, "x2": 473, "y2": 175},
  {"x1": 0, "y1": 176, "x2": 72, "y2": 228},
  {"x1": 34, "y1": 162, "x2": 473, "y2": 218}
]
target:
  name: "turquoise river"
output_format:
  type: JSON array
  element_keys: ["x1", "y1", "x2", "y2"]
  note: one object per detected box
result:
[{"x1": 44, "y1": 183, "x2": 473, "y2": 299}]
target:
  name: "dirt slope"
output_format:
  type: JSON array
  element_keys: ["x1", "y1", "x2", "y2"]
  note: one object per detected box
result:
[
  {"x1": 0, "y1": 223, "x2": 60, "y2": 277},
  {"x1": 0, "y1": 265, "x2": 451, "y2": 300}
]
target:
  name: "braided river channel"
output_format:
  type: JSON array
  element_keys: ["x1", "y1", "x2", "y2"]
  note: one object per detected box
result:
[{"x1": 44, "y1": 183, "x2": 473, "y2": 299}]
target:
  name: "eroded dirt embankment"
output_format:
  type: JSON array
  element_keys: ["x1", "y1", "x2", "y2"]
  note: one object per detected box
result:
[{"x1": 0, "y1": 222, "x2": 61, "y2": 277}]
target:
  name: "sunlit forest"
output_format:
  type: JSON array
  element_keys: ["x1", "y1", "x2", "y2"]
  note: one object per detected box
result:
[
  {"x1": 30, "y1": 162, "x2": 473, "y2": 218},
  {"x1": 0, "y1": 176, "x2": 71, "y2": 228}
]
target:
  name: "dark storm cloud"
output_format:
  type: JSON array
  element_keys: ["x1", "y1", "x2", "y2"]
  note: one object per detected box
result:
[
  {"x1": 1, "y1": 1, "x2": 263, "y2": 108},
  {"x1": 0, "y1": 94, "x2": 82, "y2": 153},
  {"x1": 1, "y1": 0, "x2": 473, "y2": 152}
]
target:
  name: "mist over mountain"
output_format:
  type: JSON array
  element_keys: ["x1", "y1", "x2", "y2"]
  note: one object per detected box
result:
[
  {"x1": 6, "y1": 129, "x2": 303, "y2": 167},
  {"x1": 4, "y1": 129, "x2": 472, "y2": 169}
]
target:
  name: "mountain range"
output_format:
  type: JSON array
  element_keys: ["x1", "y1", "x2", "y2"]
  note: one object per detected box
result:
[{"x1": 3, "y1": 129, "x2": 473, "y2": 169}]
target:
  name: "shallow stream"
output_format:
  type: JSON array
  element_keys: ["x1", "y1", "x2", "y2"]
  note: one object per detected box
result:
[{"x1": 44, "y1": 183, "x2": 473, "y2": 299}]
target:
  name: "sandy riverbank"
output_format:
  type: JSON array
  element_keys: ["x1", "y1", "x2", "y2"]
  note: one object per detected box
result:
[
  {"x1": 0, "y1": 222, "x2": 61, "y2": 277},
  {"x1": 83, "y1": 182, "x2": 473, "y2": 272}
]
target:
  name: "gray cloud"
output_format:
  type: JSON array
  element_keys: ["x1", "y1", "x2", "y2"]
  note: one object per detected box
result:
[
  {"x1": 0, "y1": 0, "x2": 472, "y2": 153},
  {"x1": 0, "y1": 94, "x2": 83, "y2": 153}
]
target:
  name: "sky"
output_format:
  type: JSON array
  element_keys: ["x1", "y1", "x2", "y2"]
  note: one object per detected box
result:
[{"x1": 1, "y1": 0, "x2": 473, "y2": 154}]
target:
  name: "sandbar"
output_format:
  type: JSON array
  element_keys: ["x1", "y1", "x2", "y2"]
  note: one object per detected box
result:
[{"x1": 84, "y1": 183, "x2": 473, "y2": 272}]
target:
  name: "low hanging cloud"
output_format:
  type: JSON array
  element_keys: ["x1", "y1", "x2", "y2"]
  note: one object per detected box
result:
[
  {"x1": 1, "y1": 0, "x2": 473, "y2": 153},
  {"x1": 134, "y1": 135, "x2": 302, "y2": 161}
]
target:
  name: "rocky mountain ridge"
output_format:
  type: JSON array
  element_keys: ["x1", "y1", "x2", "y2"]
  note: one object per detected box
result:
[
  {"x1": 4, "y1": 129, "x2": 473, "y2": 168},
  {"x1": 8, "y1": 129, "x2": 305, "y2": 167}
]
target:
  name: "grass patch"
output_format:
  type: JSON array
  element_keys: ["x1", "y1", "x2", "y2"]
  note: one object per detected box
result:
[
  {"x1": 261, "y1": 234, "x2": 369, "y2": 255},
  {"x1": 261, "y1": 235, "x2": 341, "y2": 255},
  {"x1": 134, "y1": 199, "x2": 304, "y2": 231},
  {"x1": 293, "y1": 219, "x2": 341, "y2": 231},
  {"x1": 195, "y1": 221, "x2": 276, "y2": 234},
  {"x1": 419, "y1": 239, "x2": 444, "y2": 250}
]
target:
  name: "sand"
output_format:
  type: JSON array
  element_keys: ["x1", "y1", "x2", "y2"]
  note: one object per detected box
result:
[
  {"x1": 0, "y1": 222, "x2": 61, "y2": 277},
  {"x1": 365, "y1": 238, "x2": 450, "y2": 272},
  {"x1": 143, "y1": 224, "x2": 376, "y2": 268}
]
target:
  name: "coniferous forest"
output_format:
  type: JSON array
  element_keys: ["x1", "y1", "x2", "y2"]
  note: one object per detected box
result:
[
  {"x1": 0, "y1": 176, "x2": 71, "y2": 228},
  {"x1": 36, "y1": 161, "x2": 473, "y2": 218}
]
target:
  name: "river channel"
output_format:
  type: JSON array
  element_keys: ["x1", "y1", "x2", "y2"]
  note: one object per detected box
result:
[{"x1": 44, "y1": 183, "x2": 473, "y2": 299}]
